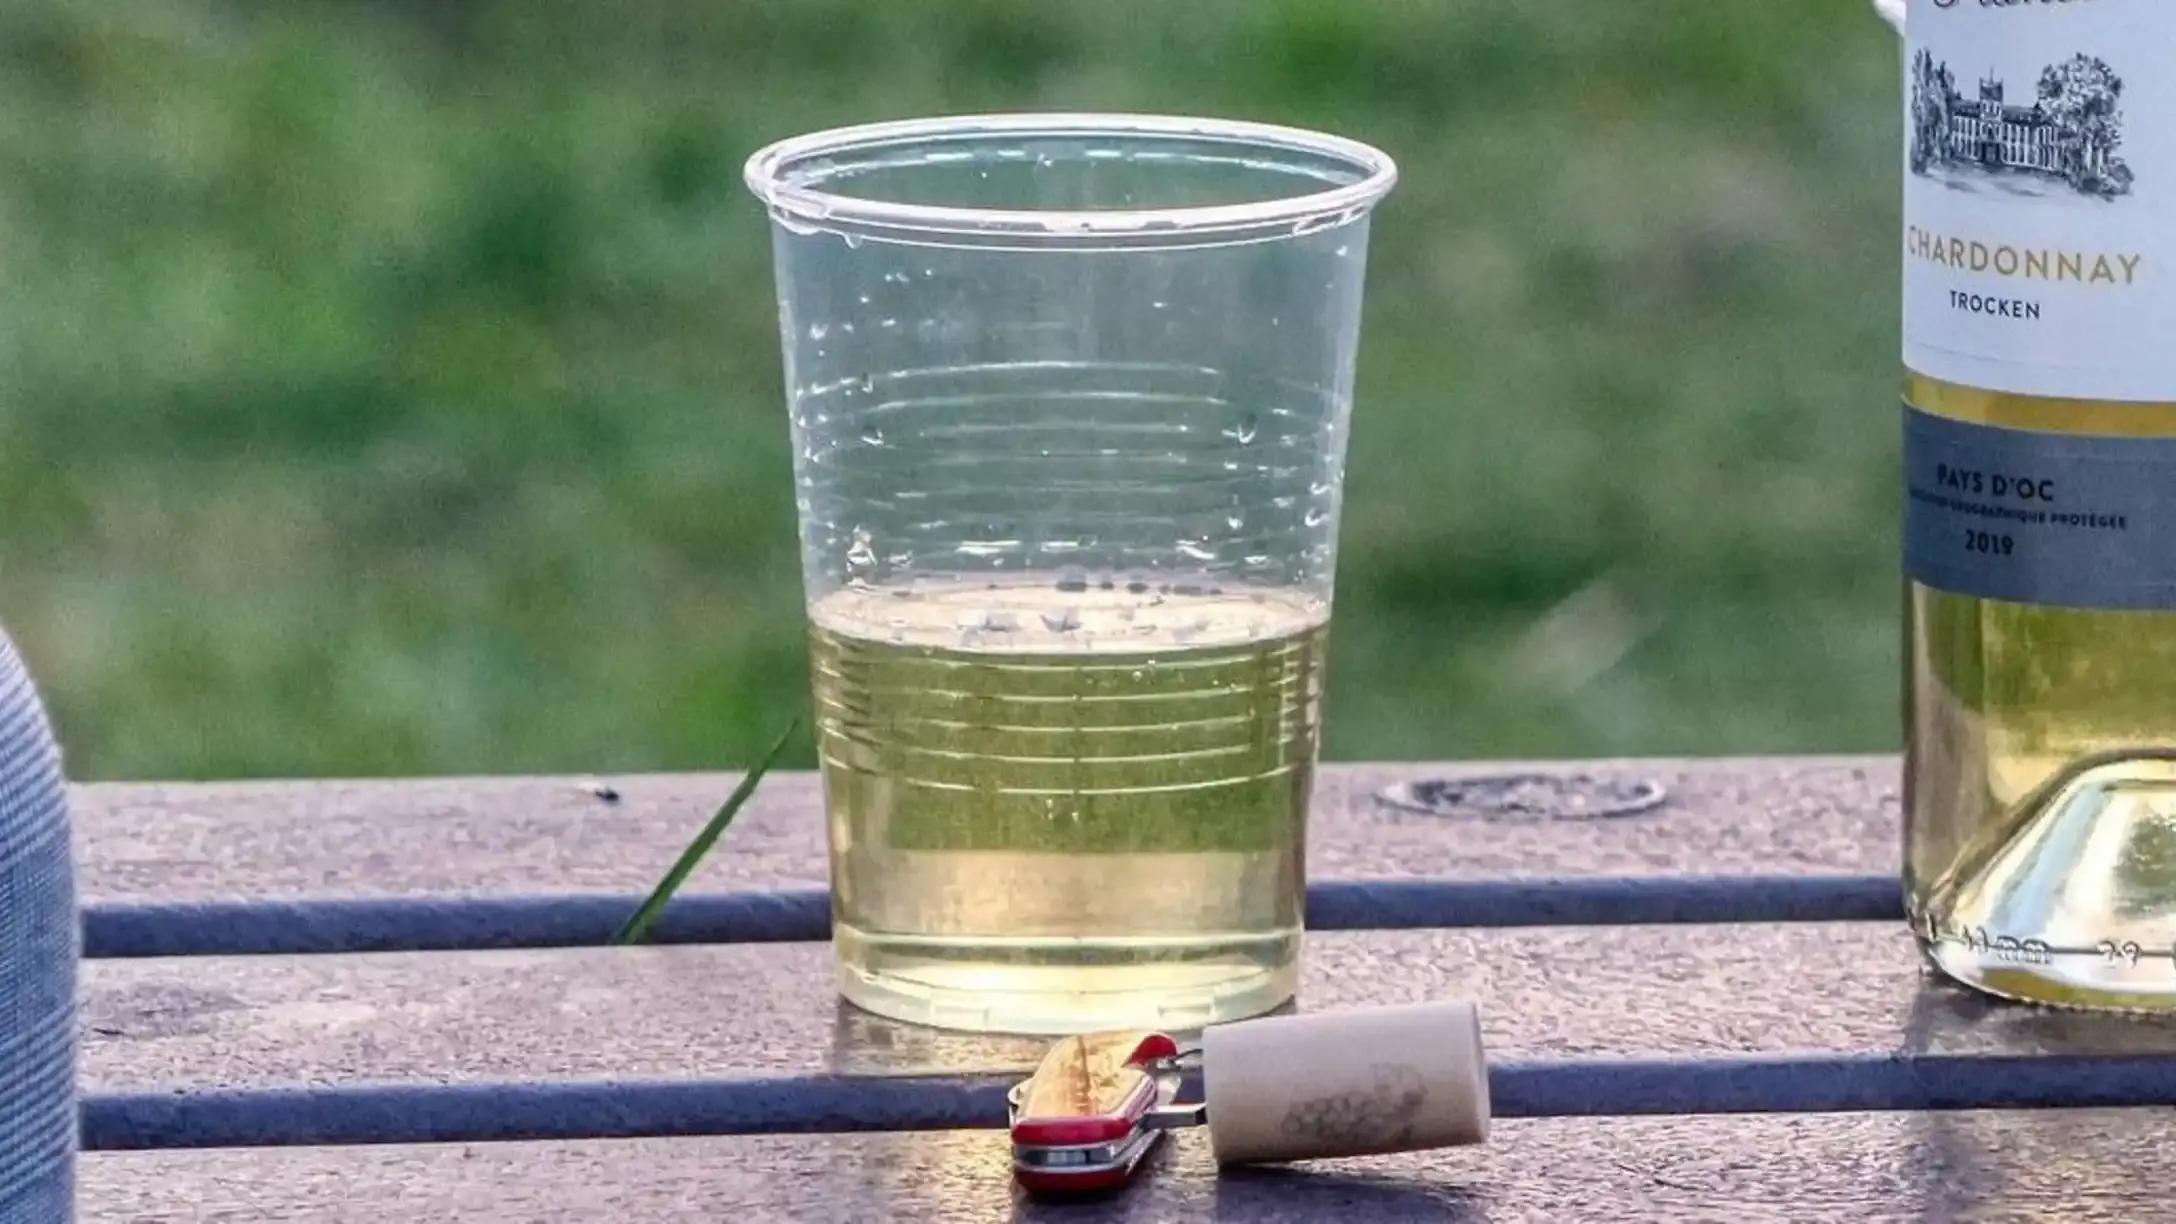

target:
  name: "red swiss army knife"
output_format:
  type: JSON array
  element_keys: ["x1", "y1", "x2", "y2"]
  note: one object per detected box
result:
[{"x1": 1004, "y1": 1028, "x2": 1203, "y2": 1196}]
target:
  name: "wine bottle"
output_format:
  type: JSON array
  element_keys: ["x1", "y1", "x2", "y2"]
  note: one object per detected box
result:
[{"x1": 1896, "y1": 0, "x2": 2176, "y2": 1008}]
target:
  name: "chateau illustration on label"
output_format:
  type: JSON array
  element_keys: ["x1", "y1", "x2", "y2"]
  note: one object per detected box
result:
[{"x1": 1910, "y1": 49, "x2": 2135, "y2": 200}]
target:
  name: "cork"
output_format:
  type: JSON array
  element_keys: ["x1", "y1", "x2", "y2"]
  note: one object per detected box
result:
[{"x1": 1200, "y1": 1000, "x2": 1489, "y2": 1165}]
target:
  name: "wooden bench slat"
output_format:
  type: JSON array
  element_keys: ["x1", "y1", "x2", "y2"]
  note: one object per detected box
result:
[
  {"x1": 72, "y1": 758, "x2": 1899, "y2": 903},
  {"x1": 84, "y1": 923, "x2": 2176, "y2": 1096},
  {"x1": 79, "y1": 1110, "x2": 2169, "y2": 1222}
]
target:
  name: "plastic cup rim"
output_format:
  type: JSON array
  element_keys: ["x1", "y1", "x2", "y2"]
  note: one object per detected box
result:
[{"x1": 742, "y1": 111, "x2": 1398, "y2": 241}]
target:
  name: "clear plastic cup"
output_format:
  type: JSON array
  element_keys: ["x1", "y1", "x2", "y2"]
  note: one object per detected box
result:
[{"x1": 744, "y1": 113, "x2": 1397, "y2": 1035}]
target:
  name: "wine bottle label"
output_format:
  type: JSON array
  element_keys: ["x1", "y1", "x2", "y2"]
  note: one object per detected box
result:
[
  {"x1": 1902, "y1": 0, "x2": 2175, "y2": 402},
  {"x1": 1904, "y1": 405, "x2": 2176, "y2": 609}
]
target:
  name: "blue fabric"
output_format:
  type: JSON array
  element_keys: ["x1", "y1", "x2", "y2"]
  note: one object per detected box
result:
[{"x1": 0, "y1": 631, "x2": 74, "y2": 1222}]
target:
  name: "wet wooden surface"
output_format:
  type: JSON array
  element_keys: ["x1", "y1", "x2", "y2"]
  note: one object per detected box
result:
[
  {"x1": 78, "y1": 923, "x2": 2176, "y2": 1093},
  {"x1": 68, "y1": 758, "x2": 2171, "y2": 1221}
]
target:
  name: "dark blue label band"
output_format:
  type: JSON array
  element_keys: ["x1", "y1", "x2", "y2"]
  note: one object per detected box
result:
[{"x1": 1904, "y1": 404, "x2": 2176, "y2": 610}]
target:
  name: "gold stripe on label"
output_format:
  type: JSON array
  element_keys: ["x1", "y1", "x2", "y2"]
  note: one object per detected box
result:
[{"x1": 1905, "y1": 372, "x2": 2176, "y2": 437}]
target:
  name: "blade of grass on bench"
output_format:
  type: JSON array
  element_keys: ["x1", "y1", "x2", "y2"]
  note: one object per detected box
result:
[{"x1": 613, "y1": 719, "x2": 801, "y2": 947}]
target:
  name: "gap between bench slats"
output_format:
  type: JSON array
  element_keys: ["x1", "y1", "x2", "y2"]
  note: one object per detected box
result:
[
  {"x1": 80, "y1": 874, "x2": 1901, "y2": 957},
  {"x1": 75, "y1": 1052, "x2": 2176, "y2": 1150},
  {"x1": 77, "y1": 1110, "x2": 2172, "y2": 1222}
]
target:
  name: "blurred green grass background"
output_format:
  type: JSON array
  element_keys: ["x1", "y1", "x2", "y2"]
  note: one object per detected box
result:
[{"x1": 0, "y1": 0, "x2": 1903, "y2": 781}]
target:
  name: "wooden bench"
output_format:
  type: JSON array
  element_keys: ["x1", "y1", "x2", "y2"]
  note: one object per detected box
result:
[{"x1": 69, "y1": 759, "x2": 2176, "y2": 1220}]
